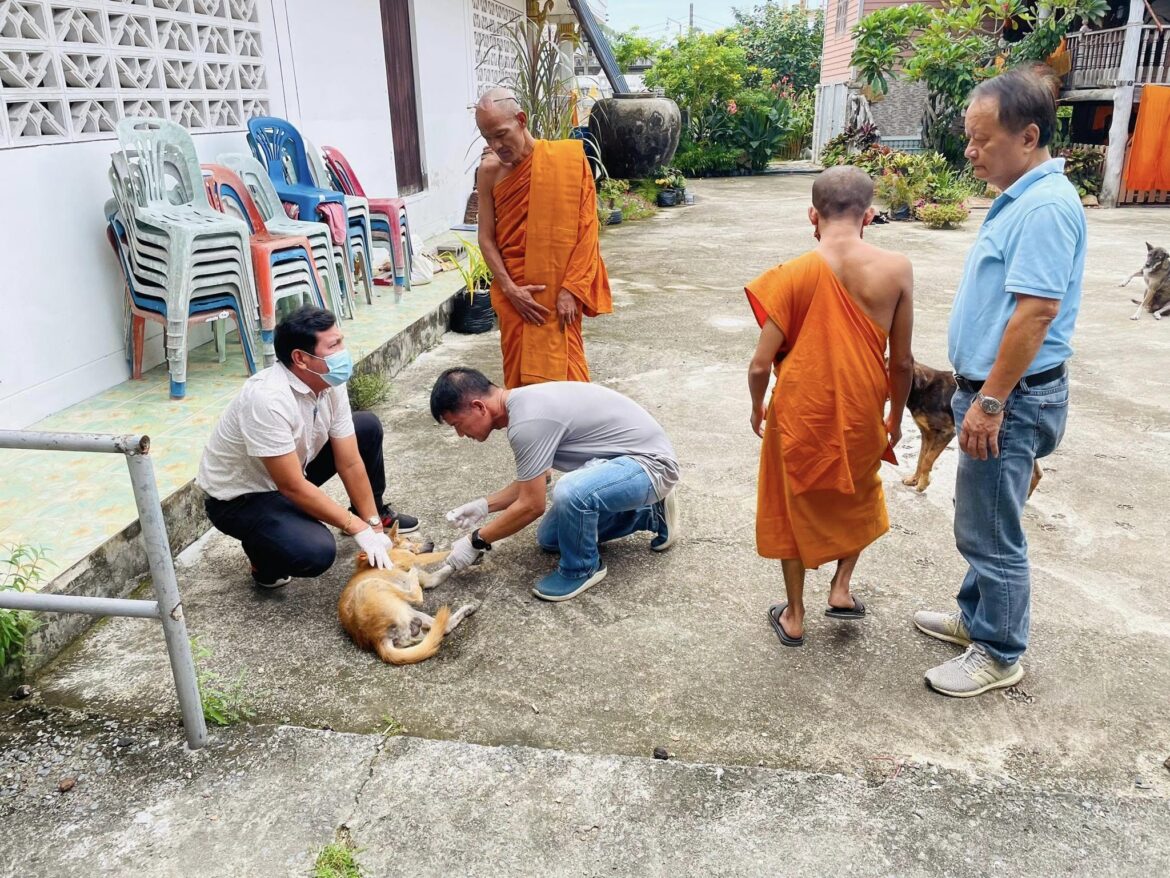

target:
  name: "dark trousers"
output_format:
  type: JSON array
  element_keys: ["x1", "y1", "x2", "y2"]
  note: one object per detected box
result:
[{"x1": 204, "y1": 411, "x2": 387, "y2": 580}]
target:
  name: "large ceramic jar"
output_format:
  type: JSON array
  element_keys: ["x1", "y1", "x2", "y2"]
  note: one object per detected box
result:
[{"x1": 588, "y1": 95, "x2": 681, "y2": 180}]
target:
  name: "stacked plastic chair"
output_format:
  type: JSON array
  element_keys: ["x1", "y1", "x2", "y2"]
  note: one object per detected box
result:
[
  {"x1": 109, "y1": 117, "x2": 262, "y2": 399},
  {"x1": 245, "y1": 116, "x2": 374, "y2": 308},
  {"x1": 218, "y1": 152, "x2": 351, "y2": 320},
  {"x1": 202, "y1": 163, "x2": 329, "y2": 343},
  {"x1": 105, "y1": 202, "x2": 256, "y2": 383},
  {"x1": 303, "y1": 137, "x2": 375, "y2": 301},
  {"x1": 322, "y1": 145, "x2": 414, "y2": 293}
]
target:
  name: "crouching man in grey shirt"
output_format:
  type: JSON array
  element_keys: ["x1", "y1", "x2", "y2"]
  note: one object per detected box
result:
[{"x1": 431, "y1": 367, "x2": 680, "y2": 601}]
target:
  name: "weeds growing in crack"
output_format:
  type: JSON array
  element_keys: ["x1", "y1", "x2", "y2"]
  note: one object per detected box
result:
[{"x1": 313, "y1": 826, "x2": 364, "y2": 878}]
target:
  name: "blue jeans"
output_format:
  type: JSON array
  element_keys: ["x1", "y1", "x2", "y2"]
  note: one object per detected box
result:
[
  {"x1": 952, "y1": 371, "x2": 1069, "y2": 664},
  {"x1": 536, "y1": 457, "x2": 662, "y2": 579}
]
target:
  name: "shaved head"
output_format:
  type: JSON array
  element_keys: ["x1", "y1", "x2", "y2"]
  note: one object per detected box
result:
[
  {"x1": 475, "y1": 86, "x2": 533, "y2": 166},
  {"x1": 811, "y1": 165, "x2": 874, "y2": 220},
  {"x1": 475, "y1": 87, "x2": 521, "y2": 120}
]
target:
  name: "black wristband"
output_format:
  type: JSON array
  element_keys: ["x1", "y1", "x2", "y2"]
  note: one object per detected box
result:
[{"x1": 470, "y1": 528, "x2": 492, "y2": 551}]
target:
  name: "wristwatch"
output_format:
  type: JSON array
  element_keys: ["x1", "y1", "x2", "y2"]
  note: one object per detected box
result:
[
  {"x1": 365, "y1": 514, "x2": 382, "y2": 529},
  {"x1": 470, "y1": 528, "x2": 493, "y2": 551},
  {"x1": 976, "y1": 392, "x2": 1004, "y2": 415}
]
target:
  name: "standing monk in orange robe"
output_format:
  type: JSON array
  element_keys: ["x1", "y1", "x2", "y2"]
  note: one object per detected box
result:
[
  {"x1": 475, "y1": 88, "x2": 612, "y2": 388},
  {"x1": 746, "y1": 166, "x2": 915, "y2": 647}
]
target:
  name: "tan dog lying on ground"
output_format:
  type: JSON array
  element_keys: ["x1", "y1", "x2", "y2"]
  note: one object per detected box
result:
[{"x1": 338, "y1": 524, "x2": 478, "y2": 665}]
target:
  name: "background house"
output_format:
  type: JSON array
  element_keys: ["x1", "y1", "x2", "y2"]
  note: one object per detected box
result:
[
  {"x1": 1062, "y1": 0, "x2": 1170, "y2": 205},
  {"x1": 0, "y1": 0, "x2": 539, "y2": 430},
  {"x1": 813, "y1": 0, "x2": 938, "y2": 158}
]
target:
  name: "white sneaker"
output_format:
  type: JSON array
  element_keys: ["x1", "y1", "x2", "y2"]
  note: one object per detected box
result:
[
  {"x1": 925, "y1": 644, "x2": 1023, "y2": 698},
  {"x1": 650, "y1": 490, "x2": 679, "y2": 552},
  {"x1": 913, "y1": 609, "x2": 972, "y2": 647}
]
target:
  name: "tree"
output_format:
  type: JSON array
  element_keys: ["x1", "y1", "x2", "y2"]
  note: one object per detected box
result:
[
  {"x1": 732, "y1": 2, "x2": 825, "y2": 94},
  {"x1": 644, "y1": 31, "x2": 751, "y2": 124},
  {"x1": 851, "y1": 0, "x2": 1108, "y2": 159},
  {"x1": 612, "y1": 28, "x2": 662, "y2": 74}
]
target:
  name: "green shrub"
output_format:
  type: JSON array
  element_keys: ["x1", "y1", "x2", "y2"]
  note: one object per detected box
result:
[
  {"x1": 917, "y1": 201, "x2": 970, "y2": 229},
  {"x1": 347, "y1": 370, "x2": 390, "y2": 411},
  {"x1": 731, "y1": 92, "x2": 792, "y2": 171},
  {"x1": 673, "y1": 140, "x2": 743, "y2": 177},
  {"x1": 1, "y1": 545, "x2": 49, "y2": 669},
  {"x1": 1057, "y1": 146, "x2": 1104, "y2": 197},
  {"x1": 875, "y1": 173, "x2": 927, "y2": 213}
]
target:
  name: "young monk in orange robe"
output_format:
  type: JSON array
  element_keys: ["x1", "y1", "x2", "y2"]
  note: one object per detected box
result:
[
  {"x1": 746, "y1": 166, "x2": 914, "y2": 647},
  {"x1": 475, "y1": 88, "x2": 612, "y2": 387}
]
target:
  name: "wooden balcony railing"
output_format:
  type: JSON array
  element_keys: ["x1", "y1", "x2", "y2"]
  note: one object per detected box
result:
[{"x1": 1065, "y1": 25, "x2": 1170, "y2": 90}]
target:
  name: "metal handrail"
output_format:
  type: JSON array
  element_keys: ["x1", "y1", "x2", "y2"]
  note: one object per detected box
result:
[{"x1": 0, "y1": 430, "x2": 207, "y2": 749}]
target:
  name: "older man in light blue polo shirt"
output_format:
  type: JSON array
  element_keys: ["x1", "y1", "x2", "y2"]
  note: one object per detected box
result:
[{"x1": 913, "y1": 69, "x2": 1086, "y2": 697}]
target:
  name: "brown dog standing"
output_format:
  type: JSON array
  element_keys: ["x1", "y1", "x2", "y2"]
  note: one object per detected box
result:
[{"x1": 904, "y1": 360, "x2": 1041, "y2": 496}]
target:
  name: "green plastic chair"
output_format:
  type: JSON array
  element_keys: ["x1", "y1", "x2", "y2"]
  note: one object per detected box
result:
[
  {"x1": 113, "y1": 117, "x2": 262, "y2": 397},
  {"x1": 218, "y1": 152, "x2": 352, "y2": 320}
]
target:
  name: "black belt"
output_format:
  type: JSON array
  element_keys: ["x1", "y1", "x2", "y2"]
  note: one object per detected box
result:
[{"x1": 955, "y1": 362, "x2": 1066, "y2": 394}]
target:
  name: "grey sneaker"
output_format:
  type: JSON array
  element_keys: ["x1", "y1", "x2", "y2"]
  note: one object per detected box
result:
[
  {"x1": 924, "y1": 644, "x2": 1023, "y2": 698},
  {"x1": 913, "y1": 609, "x2": 972, "y2": 647},
  {"x1": 650, "y1": 489, "x2": 679, "y2": 552}
]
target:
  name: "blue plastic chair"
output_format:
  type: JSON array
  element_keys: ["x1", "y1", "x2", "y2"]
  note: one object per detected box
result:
[
  {"x1": 246, "y1": 117, "x2": 345, "y2": 217},
  {"x1": 247, "y1": 117, "x2": 373, "y2": 306}
]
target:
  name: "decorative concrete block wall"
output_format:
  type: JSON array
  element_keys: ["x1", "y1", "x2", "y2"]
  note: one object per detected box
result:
[{"x1": 0, "y1": 0, "x2": 269, "y2": 147}]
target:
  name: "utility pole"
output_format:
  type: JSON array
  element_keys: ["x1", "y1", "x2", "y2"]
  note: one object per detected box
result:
[{"x1": 689, "y1": 3, "x2": 694, "y2": 33}]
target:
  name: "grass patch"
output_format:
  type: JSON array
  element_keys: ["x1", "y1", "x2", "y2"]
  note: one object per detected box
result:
[
  {"x1": 313, "y1": 827, "x2": 364, "y2": 878},
  {"x1": 598, "y1": 178, "x2": 659, "y2": 226},
  {"x1": 614, "y1": 191, "x2": 657, "y2": 221},
  {"x1": 191, "y1": 637, "x2": 254, "y2": 726},
  {"x1": 379, "y1": 714, "x2": 405, "y2": 737}
]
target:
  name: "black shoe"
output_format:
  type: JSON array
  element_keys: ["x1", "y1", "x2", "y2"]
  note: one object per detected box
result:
[
  {"x1": 250, "y1": 564, "x2": 291, "y2": 589},
  {"x1": 380, "y1": 507, "x2": 419, "y2": 534}
]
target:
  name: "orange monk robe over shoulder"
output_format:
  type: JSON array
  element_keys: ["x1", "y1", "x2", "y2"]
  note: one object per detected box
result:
[
  {"x1": 746, "y1": 251, "x2": 897, "y2": 569},
  {"x1": 489, "y1": 139, "x2": 612, "y2": 388}
]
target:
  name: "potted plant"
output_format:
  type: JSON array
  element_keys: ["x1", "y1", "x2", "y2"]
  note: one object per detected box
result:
[
  {"x1": 442, "y1": 236, "x2": 495, "y2": 334},
  {"x1": 598, "y1": 178, "x2": 628, "y2": 225},
  {"x1": 654, "y1": 167, "x2": 687, "y2": 207}
]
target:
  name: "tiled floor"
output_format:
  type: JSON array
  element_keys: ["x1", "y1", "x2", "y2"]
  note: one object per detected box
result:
[{"x1": 0, "y1": 269, "x2": 464, "y2": 586}]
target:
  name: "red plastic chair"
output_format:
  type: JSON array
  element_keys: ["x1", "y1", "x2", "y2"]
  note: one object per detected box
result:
[
  {"x1": 201, "y1": 164, "x2": 327, "y2": 342},
  {"x1": 321, "y1": 145, "x2": 413, "y2": 291}
]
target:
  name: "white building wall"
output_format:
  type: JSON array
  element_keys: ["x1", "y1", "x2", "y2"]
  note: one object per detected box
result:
[
  {"x1": 0, "y1": 0, "x2": 286, "y2": 429},
  {"x1": 0, "y1": 0, "x2": 483, "y2": 428}
]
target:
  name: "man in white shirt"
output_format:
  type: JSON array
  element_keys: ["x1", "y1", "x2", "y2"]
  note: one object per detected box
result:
[{"x1": 197, "y1": 306, "x2": 418, "y2": 588}]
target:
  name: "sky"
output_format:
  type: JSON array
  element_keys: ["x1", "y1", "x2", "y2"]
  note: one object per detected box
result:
[{"x1": 605, "y1": 1, "x2": 742, "y2": 36}]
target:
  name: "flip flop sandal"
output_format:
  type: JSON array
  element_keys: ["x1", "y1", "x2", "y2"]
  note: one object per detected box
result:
[
  {"x1": 768, "y1": 603, "x2": 804, "y2": 647},
  {"x1": 824, "y1": 597, "x2": 867, "y2": 620}
]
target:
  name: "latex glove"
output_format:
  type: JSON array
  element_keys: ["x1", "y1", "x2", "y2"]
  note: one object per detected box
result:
[
  {"x1": 444, "y1": 535, "x2": 483, "y2": 571},
  {"x1": 353, "y1": 527, "x2": 393, "y2": 569},
  {"x1": 446, "y1": 497, "x2": 489, "y2": 531}
]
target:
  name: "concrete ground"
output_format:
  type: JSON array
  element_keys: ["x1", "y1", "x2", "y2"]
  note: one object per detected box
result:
[{"x1": 3, "y1": 175, "x2": 1169, "y2": 875}]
